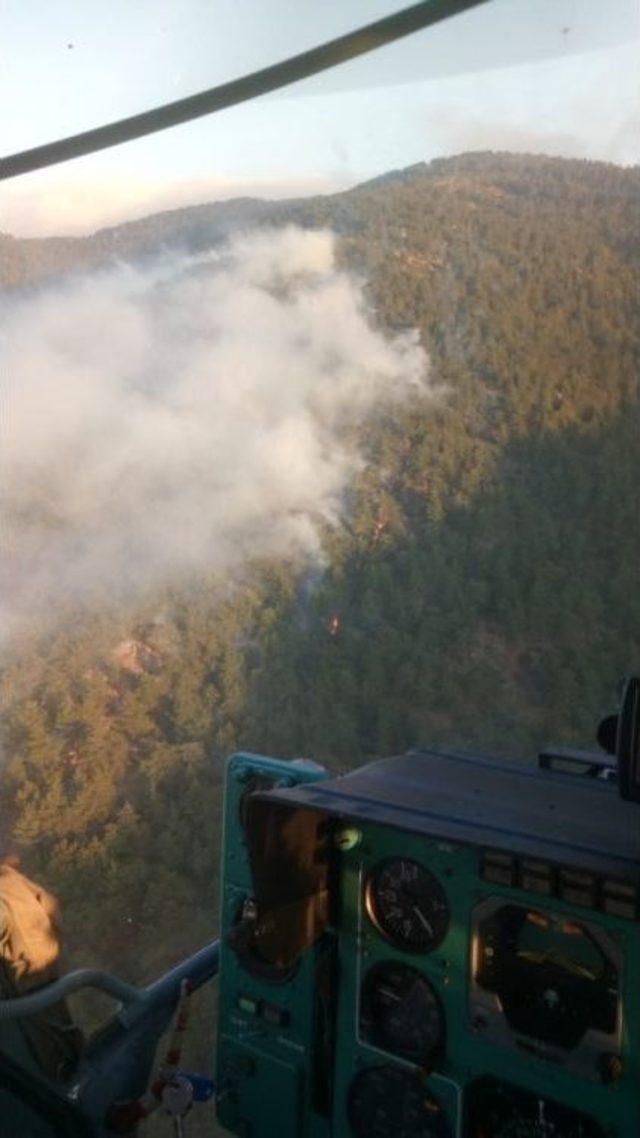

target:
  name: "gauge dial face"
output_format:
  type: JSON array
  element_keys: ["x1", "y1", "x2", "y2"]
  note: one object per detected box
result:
[
  {"x1": 360, "y1": 961, "x2": 445, "y2": 1063},
  {"x1": 475, "y1": 904, "x2": 618, "y2": 1050},
  {"x1": 348, "y1": 1066, "x2": 451, "y2": 1138},
  {"x1": 366, "y1": 859, "x2": 450, "y2": 952},
  {"x1": 467, "y1": 1077, "x2": 605, "y2": 1138}
]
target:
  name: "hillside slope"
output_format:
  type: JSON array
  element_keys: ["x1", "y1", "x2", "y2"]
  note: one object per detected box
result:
[{"x1": 1, "y1": 152, "x2": 639, "y2": 1024}]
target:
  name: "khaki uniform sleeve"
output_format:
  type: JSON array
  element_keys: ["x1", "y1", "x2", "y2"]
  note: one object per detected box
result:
[
  {"x1": 0, "y1": 897, "x2": 13, "y2": 996},
  {"x1": 0, "y1": 867, "x2": 61, "y2": 989},
  {"x1": 0, "y1": 869, "x2": 83, "y2": 1079}
]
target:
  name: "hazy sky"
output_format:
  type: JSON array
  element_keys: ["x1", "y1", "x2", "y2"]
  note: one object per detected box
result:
[{"x1": 1, "y1": 0, "x2": 638, "y2": 235}]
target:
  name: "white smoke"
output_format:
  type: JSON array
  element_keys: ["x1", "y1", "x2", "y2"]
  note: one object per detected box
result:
[{"x1": 0, "y1": 227, "x2": 428, "y2": 643}]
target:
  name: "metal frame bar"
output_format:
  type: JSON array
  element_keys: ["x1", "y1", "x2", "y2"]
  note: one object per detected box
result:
[{"x1": 0, "y1": 0, "x2": 488, "y2": 180}]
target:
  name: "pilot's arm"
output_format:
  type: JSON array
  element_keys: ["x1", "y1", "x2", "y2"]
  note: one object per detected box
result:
[{"x1": 0, "y1": 864, "x2": 83, "y2": 1079}]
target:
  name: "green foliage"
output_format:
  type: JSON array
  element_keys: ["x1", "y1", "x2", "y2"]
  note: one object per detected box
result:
[{"x1": 1, "y1": 155, "x2": 638, "y2": 1132}]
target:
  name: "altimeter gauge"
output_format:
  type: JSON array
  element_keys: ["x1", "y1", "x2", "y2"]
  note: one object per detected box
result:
[{"x1": 366, "y1": 858, "x2": 450, "y2": 952}]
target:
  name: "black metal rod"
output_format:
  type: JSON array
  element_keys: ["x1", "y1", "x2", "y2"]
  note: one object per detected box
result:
[
  {"x1": 1, "y1": 0, "x2": 488, "y2": 180},
  {"x1": 0, "y1": 940, "x2": 221, "y2": 1021},
  {"x1": 0, "y1": 969, "x2": 142, "y2": 1020}
]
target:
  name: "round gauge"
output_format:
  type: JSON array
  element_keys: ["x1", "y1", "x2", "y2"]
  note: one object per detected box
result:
[
  {"x1": 360, "y1": 961, "x2": 445, "y2": 1063},
  {"x1": 474, "y1": 904, "x2": 618, "y2": 1050},
  {"x1": 467, "y1": 1077, "x2": 605, "y2": 1138},
  {"x1": 366, "y1": 859, "x2": 450, "y2": 952},
  {"x1": 348, "y1": 1066, "x2": 451, "y2": 1138}
]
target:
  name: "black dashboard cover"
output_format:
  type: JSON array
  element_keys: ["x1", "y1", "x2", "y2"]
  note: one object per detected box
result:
[{"x1": 252, "y1": 748, "x2": 640, "y2": 880}]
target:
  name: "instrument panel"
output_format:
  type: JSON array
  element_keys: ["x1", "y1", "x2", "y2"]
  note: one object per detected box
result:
[
  {"x1": 334, "y1": 831, "x2": 635, "y2": 1138},
  {"x1": 216, "y1": 751, "x2": 640, "y2": 1138}
]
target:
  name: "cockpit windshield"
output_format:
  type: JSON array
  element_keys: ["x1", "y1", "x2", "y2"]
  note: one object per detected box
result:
[{"x1": 1, "y1": 4, "x2": 638, "y2": 1115}]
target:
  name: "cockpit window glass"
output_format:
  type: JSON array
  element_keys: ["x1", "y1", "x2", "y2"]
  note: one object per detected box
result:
[{"x1": 1, "y1": 0, "x2": 638, "y2": 1009}]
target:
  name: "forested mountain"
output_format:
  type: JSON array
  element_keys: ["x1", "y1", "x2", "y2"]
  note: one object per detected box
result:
[{"x1": 1, "y1": 153, "x2": 639, "y2": 1123}]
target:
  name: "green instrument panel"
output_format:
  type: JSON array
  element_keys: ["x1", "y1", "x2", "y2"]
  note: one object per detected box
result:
[{"x1": 215, "y1": 752, "x2": 640, "y2": 1138}]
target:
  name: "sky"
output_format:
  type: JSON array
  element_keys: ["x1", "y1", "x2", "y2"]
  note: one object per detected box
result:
[{"x1": 0, "y1": 0, "x2": 638, "y2": 236}]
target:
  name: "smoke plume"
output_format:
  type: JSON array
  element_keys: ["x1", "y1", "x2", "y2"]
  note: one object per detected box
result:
[{"x1": 1, "y1": 227, "x2": 428, "y2": 644}]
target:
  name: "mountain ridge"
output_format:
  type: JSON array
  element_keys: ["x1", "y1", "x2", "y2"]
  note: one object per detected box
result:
[
  {"x1": 2, "y1": 151, "x2": 639, "y2": 292},
  {"x1": 1, "y1": 149, "x2": 638, "y2": 1040}
]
